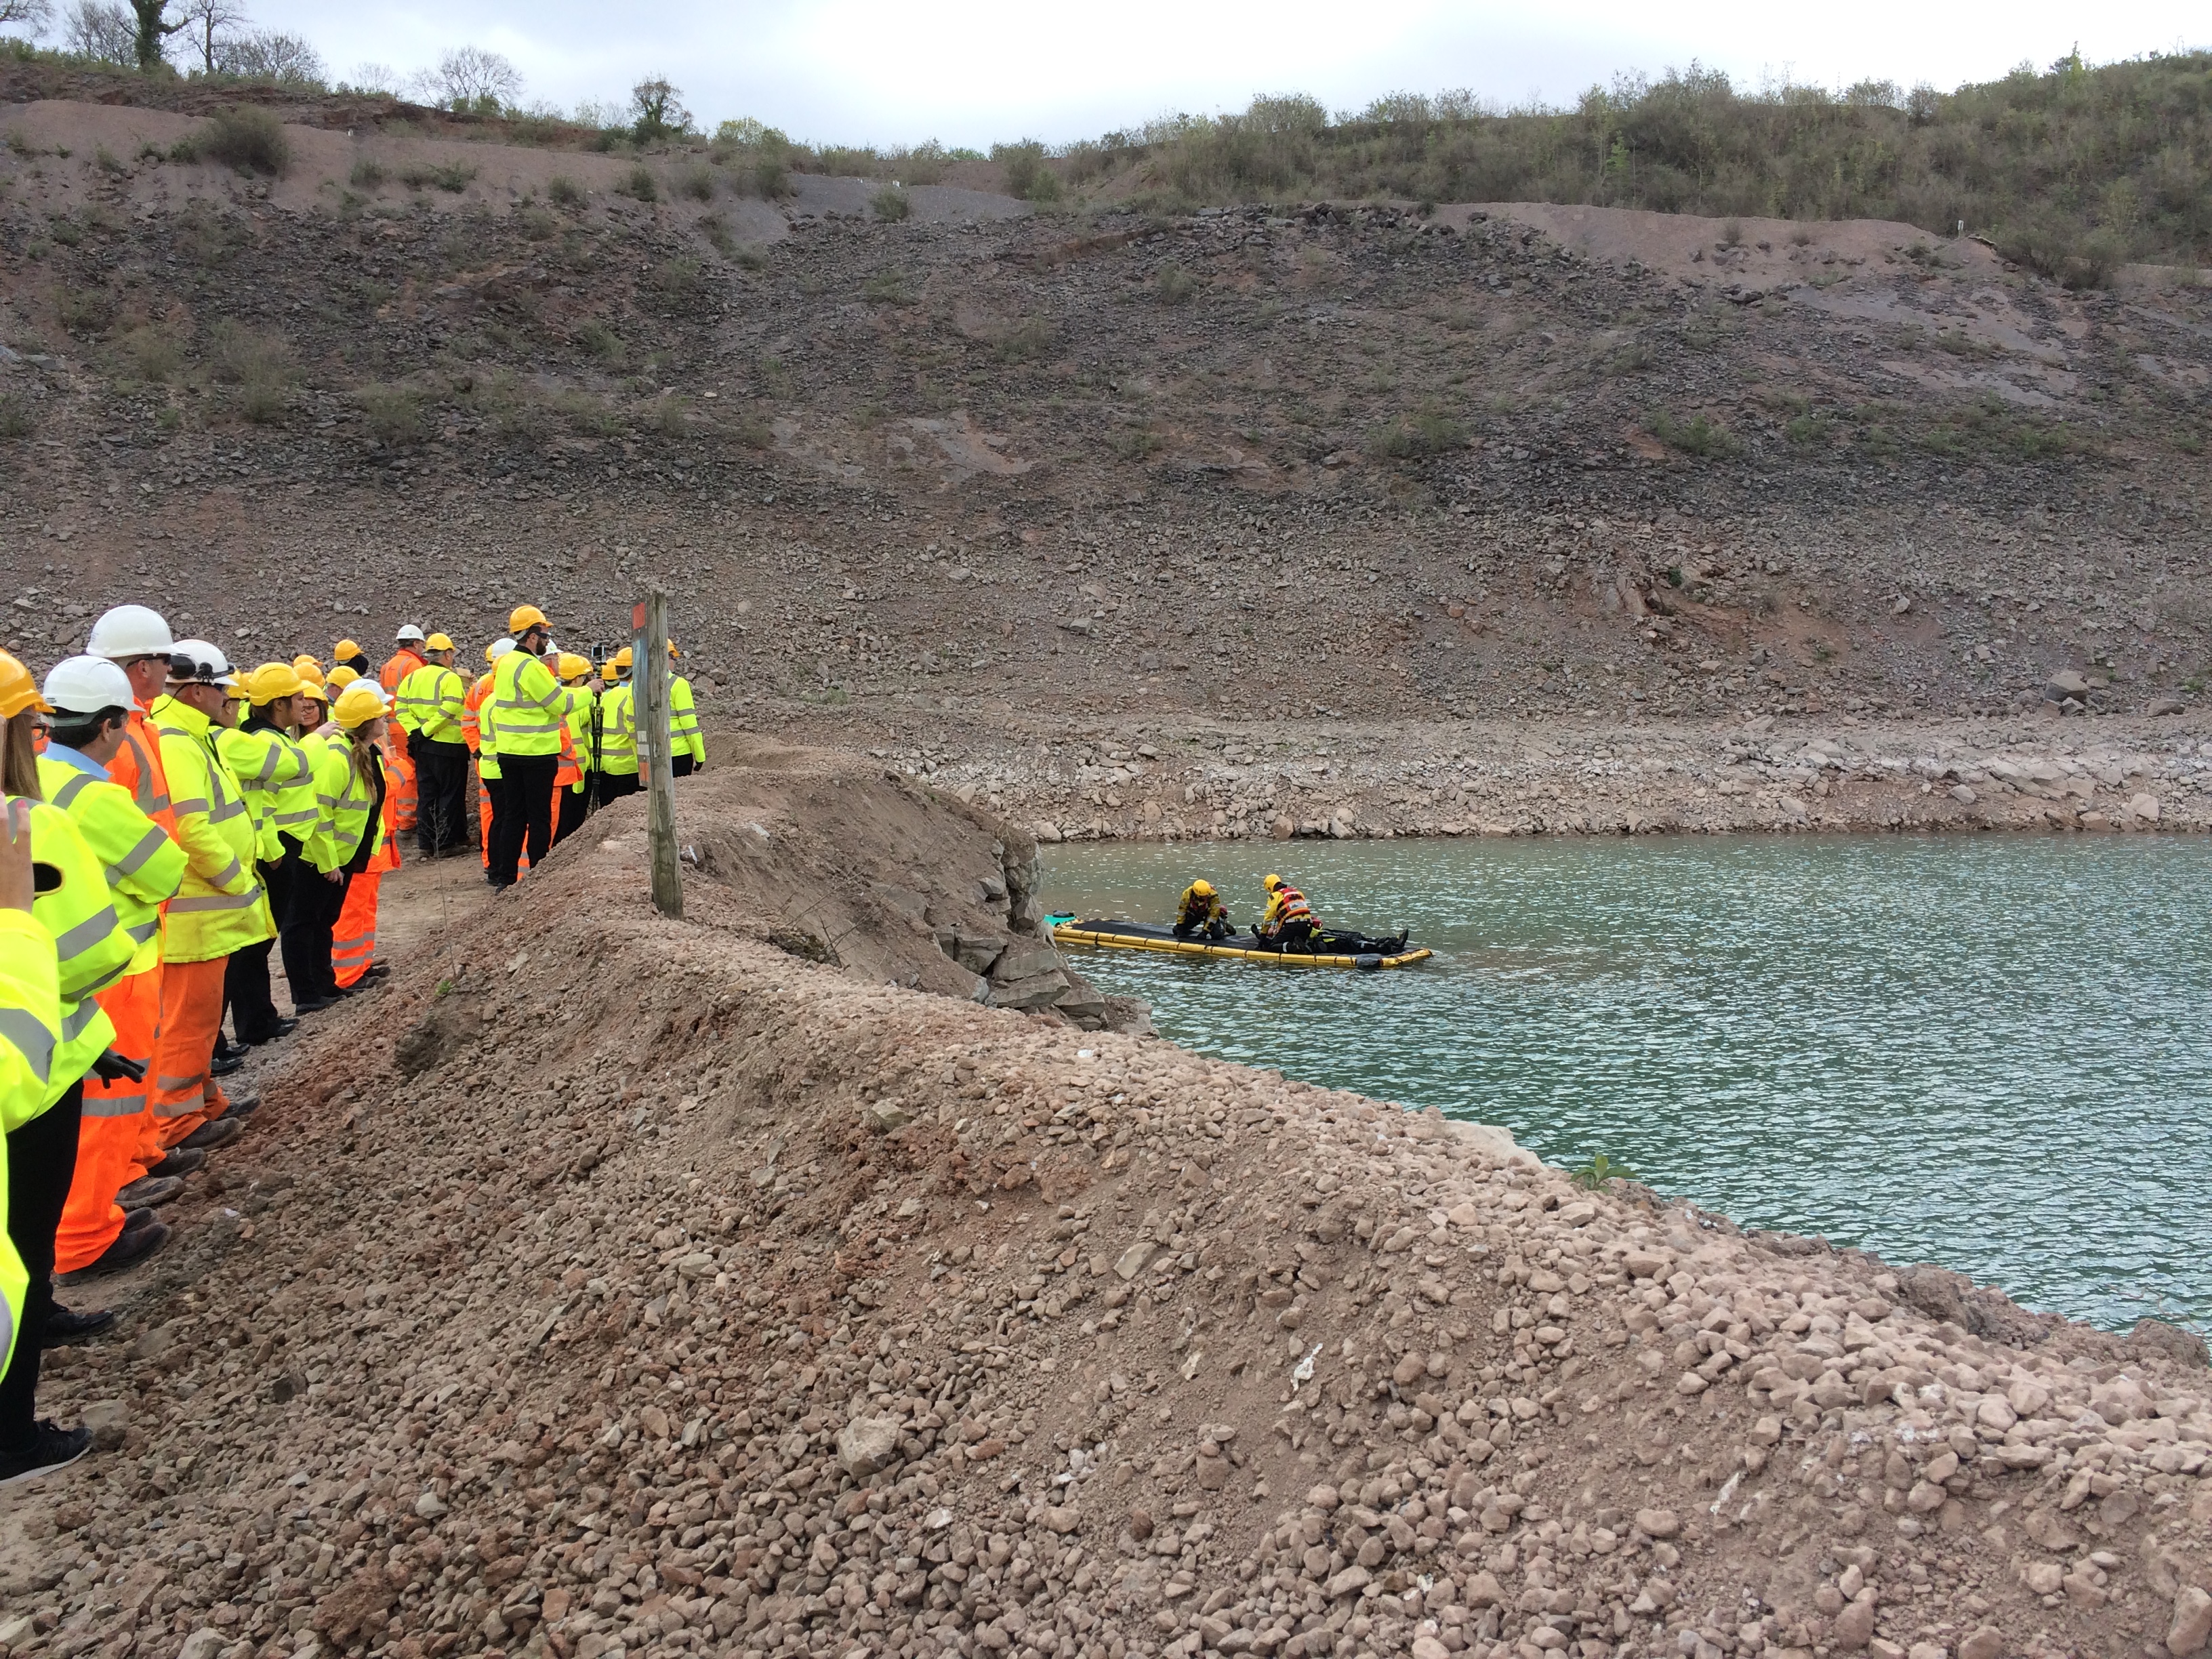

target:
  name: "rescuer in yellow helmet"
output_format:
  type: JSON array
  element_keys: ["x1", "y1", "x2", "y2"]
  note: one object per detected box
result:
[{"x1": 1172, "y1": 878, "x2": 1233, "y2": 941}]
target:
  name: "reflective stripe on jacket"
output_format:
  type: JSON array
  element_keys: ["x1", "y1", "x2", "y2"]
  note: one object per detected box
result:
[
  {"x1": 216, "y1": 724, "x2": 314, "y2": 861},
  {"x1": 396, "y1": 663, "x2": 468, "y2": 745},
  {"x1": 38, "y1": 750, "x2": 188, "y2": 978},
  {"x1": 1259, "y1": 885, "x2": 1315, "y2": 935},
  {"x1": 8, "y1": 797, "x2": 127, "y2": 1121},
  {"x1": 106, "y1": 705, "x2": 177, "y2": 836},
  {"x1": 308, "y1": 735, "x2": 388, "y2": 875},
  {"x1": 0, "y1": 910, "x2": 52, "y2": 1371},
  {"x1": 462, "y1": 673, "x2": 492, "y2": 754},
  {"x1": 596, "y1": 682, "x2": 638, "y2": 775},
  {"x1": 668, "y1": 674, "x2": 704, "y2": 765},
  {"x1": 488, "y1": 649, "x2": 566, "y2": 757},
  {"x1": 150, "y1": 695, "x2": 272, "y2": 963}
]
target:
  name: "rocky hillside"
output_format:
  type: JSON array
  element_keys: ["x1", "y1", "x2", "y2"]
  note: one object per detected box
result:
[
  {"x1": 3, "y1": 777, "x2": 2209, "y2": 1659},
  {"x1": 1, "y1": 97, "x2": 2209, "y2": 734}
]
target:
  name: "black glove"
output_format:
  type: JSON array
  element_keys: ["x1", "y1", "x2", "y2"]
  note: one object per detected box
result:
[{"x1": 92, "y1": 1049, "x2": 148, "y2": 1084}]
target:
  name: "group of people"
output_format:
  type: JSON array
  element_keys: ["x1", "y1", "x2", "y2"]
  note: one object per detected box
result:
[
  {"x1": 1173, "y1": 874, "x2": 1408, "y2": 956},
  {"x1": 0, "y1": 600, "x2": 704, "y2": 1489},
  {"x1": 1174, "y1": 873, "x2": 1320, "y2": 946}
]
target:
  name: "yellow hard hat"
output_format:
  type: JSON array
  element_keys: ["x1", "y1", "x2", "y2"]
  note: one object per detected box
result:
[
  {"x1": 333, "y1": 638, "x2": 363, "y2": 661},
  {"x1": 0, "y1": 651, "x2": 54, "y2": 720},
  {"x1": 600, "y1": 660, "x2": 619, "y2": 683},
  {"x1": 1190, "y1": 879, "x2": 1214, "y2": 898},
  {"x1": 1263, "y1": 874, "x2": 1283, "y2": 891},
  {"x1": 424, "y1": 632, "x2": 455, "y2": 653},
  {"x1": 328, "y1": 665, "x2": 361, "y2": 689},
  {"x1": 508, "y1": 604, "x2": 549, "y2": 634},
  {"x1": 244, "y1": 661, "x2": 303, "y2": 705},
  {"x1": 332, "y1": 682, "x2": 386, "y2": 730},
  {"x1": 612, "y1": 645, "x2": 634, "y2": 670},
  {"x1": 291, "y1": 654, "x2": 325, "y2": 685},
  {"x1": 667, "y1": 640, "x2": 682, "y2": 659},
  {"x1": 557, "y1": 652, "x2": 590, "y2": 681}
]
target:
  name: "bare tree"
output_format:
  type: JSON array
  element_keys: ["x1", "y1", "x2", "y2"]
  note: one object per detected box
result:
[
  {"x1": 174, "y1": 0, "x2": 243, "y2": 72},
  {"x1": 416, "y1": 43, "x2": 520, "y2": 112},
  {"x1": 61, "y1": 0, "x2": 134, "y2": 60},
  {"x1": 346, "y1": 61, "x2": 402, "y2": 94},
  {"x1": 630, "y1": 75, "x2": 691, "y2": 142},
  {"x1": 0, "y1": 0, "x2": 55, "y2": 40},
  {"x1": 217, "y1": 28, "x2": 323, "y2": 83}
]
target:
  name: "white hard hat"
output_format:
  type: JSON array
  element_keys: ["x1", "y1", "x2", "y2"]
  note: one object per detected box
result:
[
  {"x1": 395, "y1": 623, "x2": 426, "y2": 643},
  {"x1": 85, "y1": 603, "x2": 175, "y2": 660},
  {"x1": 168, "y1": 638, "x2": 236, "y2": 686},
  {"x1": 487, "y1": 637, "x2": 516, "y2": 661},
  {"x1": 43, "y1": 655, "x2": 137, "y2": 716}
]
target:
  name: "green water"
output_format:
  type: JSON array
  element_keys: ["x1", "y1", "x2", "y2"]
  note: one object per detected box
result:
[{"x1": 1040, "y1": 835, "x2": 2212, "y2": 1333}]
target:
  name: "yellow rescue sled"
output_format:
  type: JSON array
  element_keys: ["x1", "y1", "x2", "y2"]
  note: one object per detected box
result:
[{"x1": 1048, "y1": 917, "x2": 1431, "y2": 972}]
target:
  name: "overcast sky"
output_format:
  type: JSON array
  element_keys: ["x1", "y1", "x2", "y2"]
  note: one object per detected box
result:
[{"x1": 235, "y1": 0, "x2": 2211, "y2": 148}]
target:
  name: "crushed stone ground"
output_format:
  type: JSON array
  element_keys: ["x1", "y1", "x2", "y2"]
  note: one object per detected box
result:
[{"x1": 0, "y1": 771, "x2": 2207, "y2": 1659}]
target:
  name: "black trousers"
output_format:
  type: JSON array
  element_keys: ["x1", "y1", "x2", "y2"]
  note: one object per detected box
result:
[
  {"x1": 271, "y1": 841, "x2": 325, "y2": 1006},
  {"x1": 1, "y1": 1081, "x2": 82, "y2": 1452},
  {"x1": 596, "y1": 769, "x2": 640, "y2": 808},
  {"x1": 489, "y1": 754, "x2": 557, "y2": 885},
  {"x1": 672, "y1": 754, "x2": 695, "y2": 778},
  {"x1": 552, "y1": 782, "x2": 590, "y2": 847},
  {"x1": 480, "y1": 770, "x2": 508, "y2": 869},
  {"x1": 293, "y1": 868, "x2": 350, "y2": 1002},
  {"x1": 412, "y1": 738, "x2": 471, "y2": 856}
]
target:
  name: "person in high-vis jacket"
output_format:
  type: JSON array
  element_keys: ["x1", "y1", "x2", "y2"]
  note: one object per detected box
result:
[
  {"x1": 665, "y1": 640, "x2": 705, "y2": 776},
  {"x1": 215, "y1": 663, "x2": 312, "y2": 1048},
  {"x1": 303, "y1": 684, "x2": 388, "y2": 996},
  {"x1": 395, "y1": 633, "x2": 469, "y2": 860},
  {"x1": 0, "y1": 794, "x2": 74, "y2": 1486},
  {"x1": 376, "y1": 626, "x2": 426, "y2": 841},
  {"x1": 1172, "y1": 880, "x2": 1233, "y2": 940},
  {"x1": 148, "y1": 642, "x2": 272, "y2": 1154},
  {"x1": 485, "y1": 606, "x2": 565, "y2": 888},
  {"x1": 1256, "y1": 873, "x2": 1319, "y2": 951},
  {"x1": 552, "y1": 653, "x2": 596, "y2": 848},
  {"x1": 465, "y1": 638, "x2": 511, "y2": 874},
  {"x1": 38, "y1": 658, "x2": 188, "y2": 1282},
  {"x1": 1, "y1": 655, "x2": 131, "y2": 1488},
  {"x1": 595, "y1": 651, "x2": 640, "y2": 806},
  {"x1": 82, "y1": 605, "x2": 202, "y2": 1197}
]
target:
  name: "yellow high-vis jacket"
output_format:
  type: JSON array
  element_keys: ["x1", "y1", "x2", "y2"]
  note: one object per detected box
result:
[
  {"x1": 37, "y1": 745, "x2": 187, "y2": 978},
  {"x1": 0, "y1": 909, "x2": 53, "y2": 1375},
  {"x1": 150, "y1": 695, "x2": 272, "y2": 963},
  {"x1": 9, "y1": 798, "x2": 129, "y2": 1123}
]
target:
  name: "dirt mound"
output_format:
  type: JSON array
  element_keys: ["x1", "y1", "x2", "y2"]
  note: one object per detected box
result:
[{"x1": 3, "y1": 788, "x2": 2207, "y2": 1659}]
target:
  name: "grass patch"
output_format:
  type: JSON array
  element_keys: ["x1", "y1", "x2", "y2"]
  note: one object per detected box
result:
[
  {"x1": 733, "y1": 245, "x2": 768, "y2": 272},
  {"x1": 673, "y1": 163, "x2": 716, "y2": 202},
  {"x1": 199, "y1": 107, "x2": 290, "y2": 178},
  {"x1": 619, "y1": 165, "x2": 658, "y2": 203},
  {"x1": 754, "y1": 155, "x2": 792, "y2": 197},
  {"x1": 1366, "y1": 405, "x2": 1468, "y2": 459},
  {"x1": 110, "y1": 325, "x2": 184, "y2": 383},
  {"x1": 998, "y1": 318, "x2": 1053, "y2": 361},
  {"x1": 871, "y1": 184, "x2": 912, "y2": 222},
  {"x1": 358, "y1": 383, "x2": 427, "y2": 445},
  {"x1": 175, "y1": 204, "x2": 240, "y2": 266},
  {"x1": 548, "y1": 175, "x2": 585, "y2": 208},
  {"x1": 575, "y1": 320, "x2": 627, "y2": 365},
  {"x1": 209, "y1": 322, "x2": 295, "y2": 423},
  {"x1": 0, "y1": 393, "x2": 34, "y2": 438},
  {"x1": 1154, "y1": 264, "x2": 1197, "y2": 304},
  {"x1": 652, "y1": 257, "x2": 708, "y2": 306},
  {"x1": 993, "y1": 140, "x2": 1061, "y2": 202},
  {"x1": 862, "y1": 269, "x2": 916, "y2": 305},
  {"x1": 733, "y1": 414, "x2": 776, "y2": 449},
  {"x1": 57, "y1": 287, "x2": 115, "y2": 337},
  {"x1": 1646, "y1": 409, "x2": 1742, "y2": 457},
  {"x1": 350, "y1": 158, "x2": 387, "y2": 189},
  {"x1": 400, "y1": 161, "x2": 476, "y2": 193},
  {"x1": 1111, "y1": 426, "x2": 1163, "y2": 460}
]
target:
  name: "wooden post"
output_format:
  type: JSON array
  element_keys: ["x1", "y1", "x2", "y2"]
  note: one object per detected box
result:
[{"x1": 641, "y1": 586, "x2": 684, "y2": 920}]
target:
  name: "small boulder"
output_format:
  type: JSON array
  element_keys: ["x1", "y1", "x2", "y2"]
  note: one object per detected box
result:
[{"x1": 837, "y1": 1416, "x2": 902, "y2": 1478}]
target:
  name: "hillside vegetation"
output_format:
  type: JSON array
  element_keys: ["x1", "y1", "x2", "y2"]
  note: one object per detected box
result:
[{"x1": 1059, "y1": 53, "x2": 2212, "y2": 287}]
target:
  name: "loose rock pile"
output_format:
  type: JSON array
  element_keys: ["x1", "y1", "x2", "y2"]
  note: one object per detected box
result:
[{"x1": 2, "y1": 817, "x2": 2207, "y2": 1659}]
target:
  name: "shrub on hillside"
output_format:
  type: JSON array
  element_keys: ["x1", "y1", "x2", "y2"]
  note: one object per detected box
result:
[{"x1": 200, "y1": 107, "x2": 290, "y2": 177}]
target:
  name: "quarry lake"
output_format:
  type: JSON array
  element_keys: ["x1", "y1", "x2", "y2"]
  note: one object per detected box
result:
[{"x1": 1040, "y1": 833, "x2": 2212, "y2": 1334}]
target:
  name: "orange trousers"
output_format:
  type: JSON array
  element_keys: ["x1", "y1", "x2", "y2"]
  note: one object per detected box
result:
[
  {"x1": 332, "y1": 871, "x2": 382, "y2": 989},
  {"x1": 386, "y1": 741, "x2": 418, "y2": 836},
  {"x1": 150, "y1": 956, "x2": 232, "y2": 1147},
  {"x1": 56, "y1": 966, "x2": 160, "y2": 1273}
]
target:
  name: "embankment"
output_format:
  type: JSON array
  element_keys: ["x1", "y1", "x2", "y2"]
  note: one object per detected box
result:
[{"x1": 1, "y1": 773, "x2": 2208, "y2": 1659}]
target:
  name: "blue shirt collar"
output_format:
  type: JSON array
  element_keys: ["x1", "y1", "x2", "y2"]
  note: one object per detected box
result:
[{"x1": 44, "y1": 743, "x2": 108, "y2": 779}]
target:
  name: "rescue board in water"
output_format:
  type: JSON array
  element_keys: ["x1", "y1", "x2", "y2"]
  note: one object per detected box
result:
[{"x1": 1048, "y1": 916, "x2": 1431, "y2": 972}]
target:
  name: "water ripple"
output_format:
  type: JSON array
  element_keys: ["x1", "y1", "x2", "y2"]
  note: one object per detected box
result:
[{"x1": 1042, "y1": 834, "x2": 2212, "y2": 1332}]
